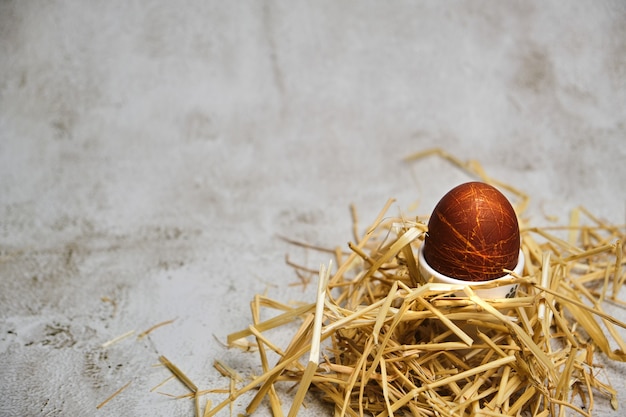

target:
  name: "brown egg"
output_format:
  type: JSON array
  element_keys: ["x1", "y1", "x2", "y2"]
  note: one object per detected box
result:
[{"x1": 422, "y1": 181, "x2": 520, "y2": 282}]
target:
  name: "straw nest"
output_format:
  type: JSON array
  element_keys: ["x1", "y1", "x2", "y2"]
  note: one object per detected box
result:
[{"x1": 205, "y1": 150, "x2": 626, "y2": 417}]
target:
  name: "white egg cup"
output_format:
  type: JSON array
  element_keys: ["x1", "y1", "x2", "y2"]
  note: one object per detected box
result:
[{"x1": 417, "y1": 246, "x2": 525, "y2": 299}]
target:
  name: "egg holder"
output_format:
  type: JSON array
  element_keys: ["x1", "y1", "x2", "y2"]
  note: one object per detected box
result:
[{"x1": 417, "y1": 246, "x2": 525, "y2": 299}]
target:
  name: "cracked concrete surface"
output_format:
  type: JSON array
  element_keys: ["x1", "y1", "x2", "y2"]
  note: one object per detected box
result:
[{"x1": 1, "y1": 1, "x2": 625, "y2": 416}]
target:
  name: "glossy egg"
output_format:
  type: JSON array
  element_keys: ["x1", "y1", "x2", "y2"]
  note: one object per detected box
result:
[{"x1": 422, "y1": 181, "x2": 520, "y2": 282}]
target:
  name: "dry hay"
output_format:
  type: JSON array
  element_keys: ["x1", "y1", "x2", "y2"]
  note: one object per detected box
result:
[{"x1": 203, "y1": 149, "x2": 626, "y2": 417}]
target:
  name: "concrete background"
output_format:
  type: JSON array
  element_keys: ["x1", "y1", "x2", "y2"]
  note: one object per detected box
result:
[{"x1": 1, "y1": 1, "x2": 625, "y2": 416}]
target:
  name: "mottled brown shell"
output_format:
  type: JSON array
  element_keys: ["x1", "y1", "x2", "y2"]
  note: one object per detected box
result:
[{"x1": 423, "y1": 181, "x2": 520, "y2": 282}]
